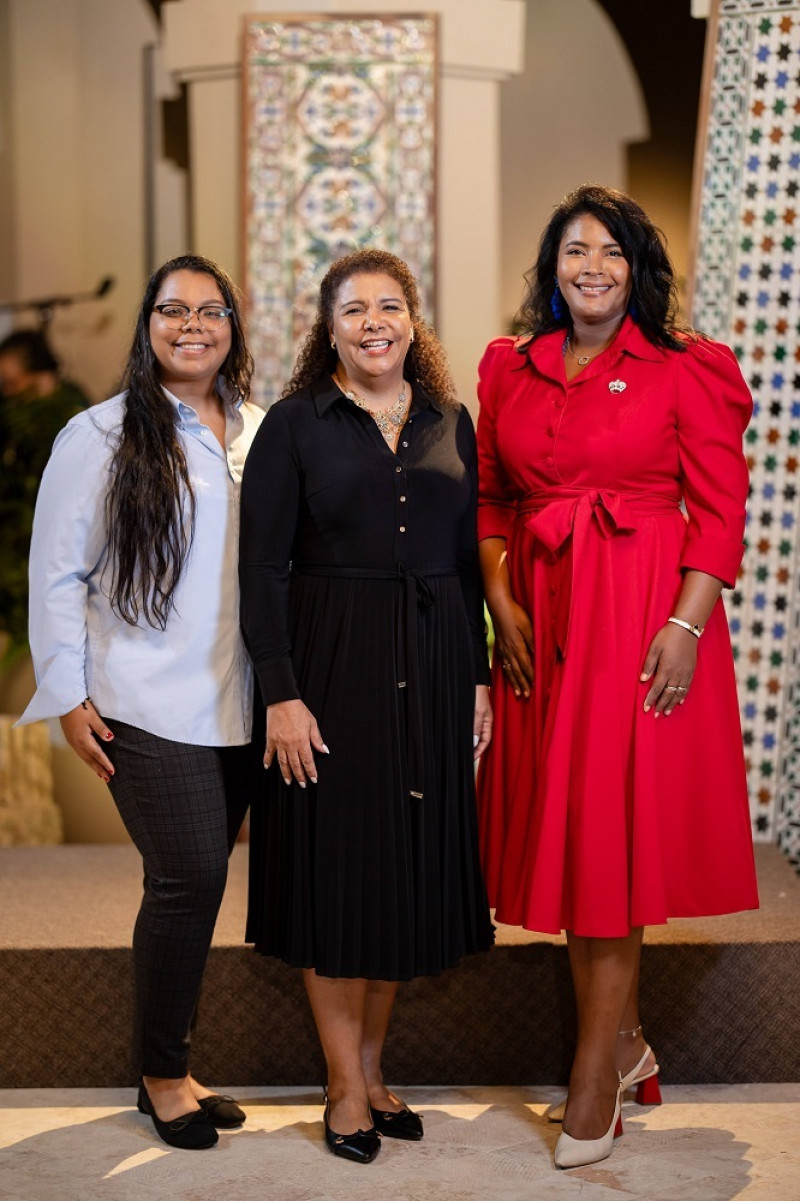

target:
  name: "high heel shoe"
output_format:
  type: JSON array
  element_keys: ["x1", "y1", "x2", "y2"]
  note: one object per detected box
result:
[
  {"x1": 323, "y1": 1094, "x2": 382, "y2": 1164},
  {"x1": 554, "y1": 1085, "x2": 623, "y2": 1170},
  {"x1": 547, "y1": 1043, "x2": 660, "y2": 1122},
  {"x1": 369, "y1": 1104, "x2": 424, "y2": 1141},
  {"x1": 137, "y1": 1083, "x2": 218, "y2": 1150}
]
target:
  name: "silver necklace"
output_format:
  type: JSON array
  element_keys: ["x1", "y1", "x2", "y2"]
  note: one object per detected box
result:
[{"x1": 336, "y1": 375, "x2": 410, "y2": 446}]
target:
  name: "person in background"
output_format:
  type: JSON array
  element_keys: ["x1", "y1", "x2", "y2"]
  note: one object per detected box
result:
[
  {"x1": 17, "y1": 255, "x2": 263, "y2": 1150},
  {"x1": 0, "y1": 330, "x2": 88, "y2": 650},
  {"x1": 476, "y1": 184, "x2": 758, "y2": 1170},
  {"x1": 240, "y1": 248, "x2": 494, "y2": 1166}
]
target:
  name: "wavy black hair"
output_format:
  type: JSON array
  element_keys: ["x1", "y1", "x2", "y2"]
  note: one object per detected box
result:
[
  {"x1": 517, "y1": 183, "x2": 689, "y2": 352},
  {"x1": 283, "y1": 248, "x2": 457, "y2": 406},
  {"x1": 106, "y1": 254, "x2": 253, "y2": 628}
]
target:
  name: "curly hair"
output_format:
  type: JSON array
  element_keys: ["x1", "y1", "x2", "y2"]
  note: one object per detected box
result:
[
  {"x1": 282, "y1": 248, "x2": 457, "y2": 406},
  {"x1": 517, "y1": 183, "x2": 689, "y2": 352},
  {"x1": 106, "y1": 254, "x2": 253, "y2": 628}
]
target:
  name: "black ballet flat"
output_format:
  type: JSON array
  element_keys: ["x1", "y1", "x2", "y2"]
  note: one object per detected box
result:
[
  {"x1": 137, "y1": 1083, "x2": 218, "y2": 1150},
  {"x1": 323, "y1": 1098, "x2": 382, "y2": 1164},
  {"x1": 370, "y1": 1104, "x2": 424, "y2": 1141},
  {"x1": 197, "y1": 1092, "x2": 246, "y2": 1128}
]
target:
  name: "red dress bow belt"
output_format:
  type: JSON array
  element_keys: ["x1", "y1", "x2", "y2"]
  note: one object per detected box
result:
[{"x1": 518, "y1": 488, "x2": 680, "y2": 656}]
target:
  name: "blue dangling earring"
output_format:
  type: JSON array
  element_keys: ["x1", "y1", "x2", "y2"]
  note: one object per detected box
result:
[{"x1": 550, "y1": 284, "x2": 566, "y2": 321}]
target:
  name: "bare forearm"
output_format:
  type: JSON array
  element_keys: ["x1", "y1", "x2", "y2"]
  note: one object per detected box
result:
[
  {"x1": 672, "y1": 569, "x2": 725, "y2": 630},
  {"x1": 479, "y1": 536, "x2": 513, "y2": 614}
]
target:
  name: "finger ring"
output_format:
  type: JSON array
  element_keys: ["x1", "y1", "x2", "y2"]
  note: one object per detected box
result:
[
  {"x1": 665, "y1": 685, "x2": 679, "y2": 691},
  {"x1": 675, "y1": 685, "x2": 688, "y2": 692}
]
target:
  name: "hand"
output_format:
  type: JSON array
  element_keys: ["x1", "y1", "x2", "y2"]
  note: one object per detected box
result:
[
  {"x1": 265, "y1": 699, "x2": 329, "y2": 787},
  {"x1": 640, "y1": 623, "x2": 697, "y2": 716},
  {"x1": 60, "y1": 700, "x2": 115, "y2": 782},
  {"x1": 473, "y1": 685, "x2": 493, "y2": 759},
  {"x1": 491, "y1": 598, "x2": 533, "y2": 698}
]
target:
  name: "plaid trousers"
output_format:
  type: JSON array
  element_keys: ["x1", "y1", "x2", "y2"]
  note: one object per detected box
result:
[{"x1": 105, "y1": 719, "x2": 261, "y2": 1078}]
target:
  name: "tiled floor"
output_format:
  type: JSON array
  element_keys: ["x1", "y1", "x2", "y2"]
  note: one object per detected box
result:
[{"x1": 1, "y1": 1084, "x2": 797, "y2": 1201}]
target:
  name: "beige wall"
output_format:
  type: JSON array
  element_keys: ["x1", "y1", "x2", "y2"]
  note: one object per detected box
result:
[
  {"x1": 499, "y1": 0, "x2": 648, "y2": 330},
  {"x1": 1, "y1": 0, "x2": 183, "y2": 402}
]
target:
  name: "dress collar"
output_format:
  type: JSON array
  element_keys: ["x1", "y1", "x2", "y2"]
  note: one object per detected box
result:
[{"x1": 520, "y1": 315, "x2": 668, "y2": 383}]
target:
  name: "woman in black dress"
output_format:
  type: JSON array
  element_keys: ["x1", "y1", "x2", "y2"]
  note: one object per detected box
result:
[{"x1": 240, "y1": 248, "x2": 493, "y2": 1164}]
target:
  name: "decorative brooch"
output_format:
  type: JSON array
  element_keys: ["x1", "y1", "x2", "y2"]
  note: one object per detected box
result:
[{"x1": 608, "y1": 380, "x2": 627, "y2": 394}]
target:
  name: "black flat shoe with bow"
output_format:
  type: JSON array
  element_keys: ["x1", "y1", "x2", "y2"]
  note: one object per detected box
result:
[
  {"x1": 197, "y1": 1093, "x2": 246, "y2": 1128},
  {"x1": 137, "y1": 1083, "x2": 218, "y2": 1150},
  {"x1": 323, "y1": 1098, "x2": 382, "y2": 1164},
  {"x1": 369, "y1": 1104, "x2": 424, "y2": 1141}
]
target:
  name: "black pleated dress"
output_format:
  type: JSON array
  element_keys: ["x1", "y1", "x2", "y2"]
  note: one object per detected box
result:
[{"x1": 239, "y1": 375, "x2": 494, "y2": 979}]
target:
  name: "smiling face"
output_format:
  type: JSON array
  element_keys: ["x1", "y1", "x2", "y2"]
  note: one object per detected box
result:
[
  {"x1": 329, "y1": 271, "x2": 413, "y2": 391},
  {"x1": 148, "y1": 269, "x2": 232, "y2": 396},
  {"x1": 556, "y1": 212, "x2": 632, "y2": 333}
]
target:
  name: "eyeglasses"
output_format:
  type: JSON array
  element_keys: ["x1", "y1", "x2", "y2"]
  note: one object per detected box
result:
[{"x1": 152, "y1": 304, "x2": 233, "y2": 330}]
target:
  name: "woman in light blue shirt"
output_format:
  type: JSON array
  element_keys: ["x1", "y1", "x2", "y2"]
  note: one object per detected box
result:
[{"x1": 19, "y1": 255, "x2": 264, "y2": 1150}]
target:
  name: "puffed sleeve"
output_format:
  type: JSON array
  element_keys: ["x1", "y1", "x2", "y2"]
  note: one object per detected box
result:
[
  {"x1": 455, "y1": 406, "x2": 491, "y2": 686},
  {"x1": 677, "y1": 337, "x2": 752, "y2": 587},
  {"x1": 16, "y1": 416, "x2": 111, "y2": 725},
  {"x1": 476, "y1": 337, "x2": 519, "y2": 540},
  {"x1": 239, "y1": 401, "x2": 302, "y2": 706}
]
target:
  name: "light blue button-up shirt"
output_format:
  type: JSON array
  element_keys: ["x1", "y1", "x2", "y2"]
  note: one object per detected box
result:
[{"x1": 18, "y1": 385, "x2": 264, "y2": 746}]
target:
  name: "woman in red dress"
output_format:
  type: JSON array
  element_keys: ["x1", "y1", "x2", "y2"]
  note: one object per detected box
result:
[{"x1": 476, "y1": 185, "x2": 759, "y2": 1169}]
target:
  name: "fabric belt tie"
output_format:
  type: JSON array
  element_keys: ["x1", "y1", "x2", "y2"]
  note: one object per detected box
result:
[
  {"x1": 517, "y1": 488, "x2": 680, "y2": 656},
  {"x1": 292, "y1": 563, "x2": 458, "y2": 799}
]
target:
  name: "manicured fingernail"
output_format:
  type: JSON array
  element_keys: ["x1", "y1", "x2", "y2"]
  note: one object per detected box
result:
[
  {"x1": 473, "y1": 734, "x2": 480, "y2": 747},
  {"x1": 639, "y1": 673, "x2": 648, "y2": 681},
  {"x1": 654, "y1": 712, "x2": 660, "y2": 719},
  {"x1": 322, "y1": 744, "x2": 330, "y2": 754},
  {"x1": 283, "y1": 776, "x2": 291, "y2": 785},
  {"x1": 310, "y1": 776, "x2": 317, "y2": 784},
  {"x1": 643, "y1": 704, "x2": 650, "y2": 713},
  {"x1": 104, "y1": 732, "x2": 113, "y2": 740},
  {"x1": 298, "y1": 782, "x2": 306, "y2": 789}
]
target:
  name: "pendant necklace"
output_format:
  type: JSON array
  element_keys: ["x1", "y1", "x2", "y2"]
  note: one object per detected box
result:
[
  {"x1": 335, "y1": 374, "x2": 410, "y2": 447},
  {"x1": 564, "y1": 334, "x2": 614, "y2": 367}
]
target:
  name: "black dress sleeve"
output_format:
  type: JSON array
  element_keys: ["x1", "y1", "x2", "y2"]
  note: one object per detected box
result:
[
  {"x1": 456, "y1": 405, "x2": 491, "y2": 686},
  {"x1": 239, "y1": 400, "x2": 302, "y2": 706}
]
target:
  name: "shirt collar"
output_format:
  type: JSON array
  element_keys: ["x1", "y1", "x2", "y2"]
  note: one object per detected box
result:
[
  {"x1": 521, "y1": 314, "x2": 667, "y2": 382},
  {"x1": 163, "y1": 376, "x2": 243, "y2": 426},
  {"x1": 311, "y1": 373, "x2": 443, "y2": 417}
]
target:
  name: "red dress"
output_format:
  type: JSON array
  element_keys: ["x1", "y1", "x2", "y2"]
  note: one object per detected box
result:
[{"x1": 476, "y1": 317, "x2": 759, "y2": 937}]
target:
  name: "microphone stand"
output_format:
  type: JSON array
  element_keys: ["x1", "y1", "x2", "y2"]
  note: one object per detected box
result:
[{"x1": 0, "y1": 276, "x2": 115, "y2": 326}]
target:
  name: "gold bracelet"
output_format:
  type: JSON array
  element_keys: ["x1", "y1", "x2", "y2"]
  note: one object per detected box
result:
[{"x1": 668, "y1": 616, "x2": 703, "y2": 639}]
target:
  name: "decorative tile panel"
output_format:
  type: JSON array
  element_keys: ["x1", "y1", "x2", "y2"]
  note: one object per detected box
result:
[
  {"x1": 693, "y1": 1, "x2": 800, "y2": 867},
  {"x1": 243, "y1": 15, "x2": 437, "y2": 409}
]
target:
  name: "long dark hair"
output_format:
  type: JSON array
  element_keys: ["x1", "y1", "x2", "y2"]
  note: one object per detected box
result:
[
  {"x1": 106, "y1": 254, "x2": 253, "y2": 628},
  {"x1": 517, "y1": 184, "x2": 688, "y2": 352},
  {"x1": 283, "y1": 248, "x2": 458, "y2": 406}
]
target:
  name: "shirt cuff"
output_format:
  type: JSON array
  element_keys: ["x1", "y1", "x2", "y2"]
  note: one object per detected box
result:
[
  {"x1": 14, "y1": 652, "x2": 87, "y2": 726},
  {"x1": 680, "y1": 533, "x2": 745, "y2": 589},
  {"x1": 477, "y1": 503, "x2": 515, "y2": 541},
  {"x1": 255, "y1": 656, "x2": 302, "y2": 707}
]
